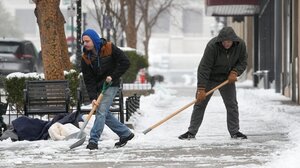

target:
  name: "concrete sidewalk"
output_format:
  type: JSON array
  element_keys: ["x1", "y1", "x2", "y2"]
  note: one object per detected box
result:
[
  {"x1": 4, "y1": 120, "x2": 290, "y2": 168},
  {"x1": 1, "y1": 83, "x2": 298, "y2": 168}
]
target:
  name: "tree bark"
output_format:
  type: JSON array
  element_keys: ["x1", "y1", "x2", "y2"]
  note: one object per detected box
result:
[
  {"x1": 35, "y1": 0, "x2": 68, "y2": 80},
  {"x1": 142, "y1": 1, "x2": 149, "y2": 60},
  {"x1": 125, "y1": 0, "x2": 137, "y2": 48},
  {"x1": 58, "y1": 10, "x2": 72, "y2": 71}
]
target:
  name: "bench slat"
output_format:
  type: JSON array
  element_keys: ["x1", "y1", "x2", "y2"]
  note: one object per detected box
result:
[{"x1": 24, "y1": 80, "x2": 70, "y2": 116}]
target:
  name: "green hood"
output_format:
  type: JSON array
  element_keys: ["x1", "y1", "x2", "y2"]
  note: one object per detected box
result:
[{"x1": 216, "y1": 27, "x2": 239, "y2": 42}]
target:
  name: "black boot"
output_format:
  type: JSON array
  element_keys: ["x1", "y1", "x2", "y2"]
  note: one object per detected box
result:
[
  {"x1": 115, "y1": 133, "x2": 134, "y2": 148},
  {"x1": 231, "y1": 132, "x2": 247, "y2": 139},
  {"x1": 86, "y1": 142, "x2": 98, "y2": 150},
  {"x1": 178, "y1": 131, "x2": 195, "y2": 140}
]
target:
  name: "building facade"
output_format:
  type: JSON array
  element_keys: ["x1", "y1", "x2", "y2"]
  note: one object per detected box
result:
[
  {"x1": 148, "y1": 0, "x2": 216, "y2": 85},
  {"x1": 205, "y1": 0, "x2": 300, "y2": 104}
]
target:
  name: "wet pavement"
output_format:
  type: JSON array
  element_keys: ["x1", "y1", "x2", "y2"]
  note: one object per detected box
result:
[
  {"x1": 0, "y1": 83, "x2": 297, "y2": 168},
  {"x1": 1, "y1": 131, "x2": 289, "y2": 168}
]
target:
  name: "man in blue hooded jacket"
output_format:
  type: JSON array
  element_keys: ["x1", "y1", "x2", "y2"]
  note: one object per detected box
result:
[
  {"x1": 179, "y1": 27, "x2": 248, "y2": 140},
  {"x1": 81, "y1": 29, "x2": 134, "y2": 150}
]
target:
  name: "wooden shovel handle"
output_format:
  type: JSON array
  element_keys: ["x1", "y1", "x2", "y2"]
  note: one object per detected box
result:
[
  {"x1": 85, "y1": 93, "x2": 104, "y2": 121},
  {"x1": 79, "y1": 93, "x2": 104, "y2": 132},
  {"x1": 205, "y1": 80, "x2": 229, "y2": 96},
  {"x1": 143, "y1": 80, "x2": 229, "y2": 134}
]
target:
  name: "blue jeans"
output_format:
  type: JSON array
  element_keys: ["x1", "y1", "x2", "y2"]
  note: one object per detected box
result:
[{"x1": 89, "y1": 86, "x2": 132, "y2": 144}]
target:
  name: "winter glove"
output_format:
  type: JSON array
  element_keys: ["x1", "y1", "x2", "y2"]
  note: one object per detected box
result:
[
  {"x1": 196, "y1": 88, "x2": 206, "y2": 103},
  {"x1": 228, "y1": 70, "x2": 238, "y2": 84}
]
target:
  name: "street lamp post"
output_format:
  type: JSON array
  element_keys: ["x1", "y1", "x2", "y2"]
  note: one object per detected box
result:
[
  {"x1": 76, "y1": 0, "x2": 82, "y2": 71},
  {"x1": 83, "y1": 12, "x2": 87, "y2": 32},
  {"x1": 67, "y1": 1, "x2": 76, "y2": 54},
  {"x1": 103, "y1": 14, "x2": 112, "y2": 41}
]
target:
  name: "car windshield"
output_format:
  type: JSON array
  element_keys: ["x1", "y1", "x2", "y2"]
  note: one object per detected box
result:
[{"x1": 0, "y1": 42, "x2": 20, "y2": 54}]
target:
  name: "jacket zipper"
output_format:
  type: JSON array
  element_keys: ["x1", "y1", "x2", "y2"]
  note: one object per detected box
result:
[{"x1": 226, "y1": 50, "x2": 230, "y2": 71}]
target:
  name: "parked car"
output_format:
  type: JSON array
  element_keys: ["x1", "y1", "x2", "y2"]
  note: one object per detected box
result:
[{"x1": 0, "y1": 38, "x2": 42, "y2": 76}]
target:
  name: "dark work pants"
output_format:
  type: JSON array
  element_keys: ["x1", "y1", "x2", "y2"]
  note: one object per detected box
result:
[{"x1": 188, "y1": 81, "x2": 240, "y2": 136}]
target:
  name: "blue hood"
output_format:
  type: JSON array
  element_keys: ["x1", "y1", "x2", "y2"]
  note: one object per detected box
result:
[{"x1": 82, "y1": 29, "x2": 103, "y2": 54}]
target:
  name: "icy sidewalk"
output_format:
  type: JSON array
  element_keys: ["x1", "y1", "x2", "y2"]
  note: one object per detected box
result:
[
  {"x1": 133, "y1": 81, "x2": 297, "y2": 168},
  {"x1": 1, "y1": 80, "x2": 300, "y2": 168}
]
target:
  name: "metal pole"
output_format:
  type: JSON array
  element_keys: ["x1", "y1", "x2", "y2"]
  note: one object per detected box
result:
[
  {"x1": 76, "y1": 0, "x2": 82, "y2": 71},
  {"x1": 263, "y1": 70, "x2": 270, "y2": 89},
  {"x1": 274, "y1": 0, "x2": 282, "y2": 93},
  {"x1": 83, "y1": 12, "x2": 87, "y2": 32},
  {"x1": 107, "y1": 29, "x2": 110, "y2": 41},
  {"x1": 253, "y1": 15, "x2": 259, "y2": 87},
  {"x1": 71, "y1": 2, "x2": 75, "y2": 54}
]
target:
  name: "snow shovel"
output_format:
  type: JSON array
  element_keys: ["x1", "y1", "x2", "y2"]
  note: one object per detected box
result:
[
  {"x1": 68, "y1": 82, "x2": 111, "y2": 149},
  {"x1": 143, "y1": 80, "x2": 229, "y2": 134}
]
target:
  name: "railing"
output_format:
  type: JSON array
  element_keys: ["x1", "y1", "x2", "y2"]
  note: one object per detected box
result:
[
  {"x1": 125, "y1": 94, "x2": 140, "y2": 122},
  {"x1": 123, "y1": 83, "x2": 154, "y2": 97},
  {"x1": 0, "y1": 101, "x2": 8, "y2": 134},
  {"x1": 123, "y1": 83, "x2": 152, "y2": 90}
]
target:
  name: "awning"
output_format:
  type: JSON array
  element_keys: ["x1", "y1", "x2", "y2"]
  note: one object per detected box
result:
[{"x1": 205, "y1": 0, "x2": 260, "y2": 16}]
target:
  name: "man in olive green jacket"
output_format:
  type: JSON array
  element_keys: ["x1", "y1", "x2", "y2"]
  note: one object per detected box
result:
[{"x1": 179, "y1": 27, "x2": 248, "y2": 140}]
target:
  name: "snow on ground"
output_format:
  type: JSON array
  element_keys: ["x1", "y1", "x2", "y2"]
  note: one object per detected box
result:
[{"x1": 1, "y1": 80, "x2": 300, "y2": 167}]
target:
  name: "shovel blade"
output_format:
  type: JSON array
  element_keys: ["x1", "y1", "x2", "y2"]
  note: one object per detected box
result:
[
  {"x1": 65, "y1": 132, "x2": 79, "y2": 140},
  {"x1": 69, "y1": 135, "x2": 87, "y2": 149},
  {"x1": 66, "y1": 131, "x2": 87, "y2": 149},
  {"x1": 65, "y1": 131, "x2": 86, "y2": 140}
]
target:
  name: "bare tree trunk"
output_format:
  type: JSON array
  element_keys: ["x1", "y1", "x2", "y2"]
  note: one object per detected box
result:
[
  {"x1": 142, "y1": 1, "x2": 150, "y2": 60},
  {"x1": 107, "y1": 1, "x2": 119, "y2": 44},
  {"x1": 101, "y1": 0, "x2": 141, "y2": 48},
  {"x1": 35, "y1": 0, "x2": 65, "y2": 80},
  {"x1": 125, "y1": 0, "x2": 137, "y2": 48},
  {"x1": 58, "y1": 10, "x2": 72, "y2": 71},
  {"x1": 92, "y1": 0, "x2": 105, "y2": 37},
  {"x1": 139, "y1": 0, "x2": 174, "y2": 60}
]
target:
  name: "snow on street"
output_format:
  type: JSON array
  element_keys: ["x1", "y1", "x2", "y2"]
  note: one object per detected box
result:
[{"x1": 1, "y1": 80, "x2": 300, "y2": 168}]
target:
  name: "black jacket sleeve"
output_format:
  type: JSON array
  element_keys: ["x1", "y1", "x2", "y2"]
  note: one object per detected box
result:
[
  {"x1": 81, "y1": 59, "x2": 98, "y2": 101},
  {"x1": 197, "y1": 44, "x2": 216, "y2": 88},
  {"x1": 233, "y1": 41, "x2": 248, "y2": 76}
]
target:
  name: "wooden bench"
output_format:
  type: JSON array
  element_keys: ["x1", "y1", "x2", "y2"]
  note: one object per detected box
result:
[
  {"x1": 23, "y1": 80, "x2": 71, "y2": 117},
  {"x1": 77, "y1": 79, "x2": 125, "y2": 123}
]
